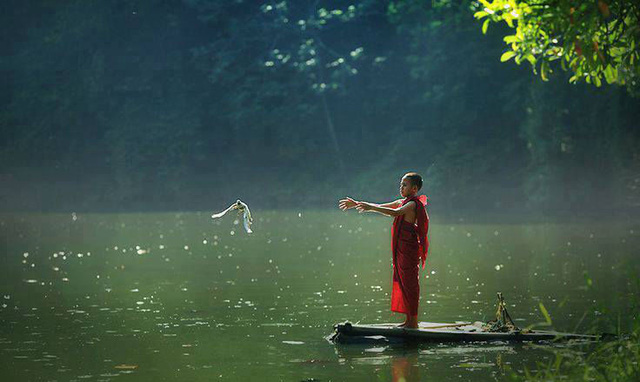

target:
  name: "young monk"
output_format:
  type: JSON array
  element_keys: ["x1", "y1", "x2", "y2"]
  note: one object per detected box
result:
[{"x1": 338, "y1": 172, "x2": 429, "y2": 328}]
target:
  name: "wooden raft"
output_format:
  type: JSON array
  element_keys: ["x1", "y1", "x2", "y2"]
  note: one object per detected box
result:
[{"x1": 329, "y1": 321, "x2": 599, "y2": 343}]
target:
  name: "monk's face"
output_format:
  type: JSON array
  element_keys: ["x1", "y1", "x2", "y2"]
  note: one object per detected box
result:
[{"x1": 400, "y1": 177, "x2": 418, "y2": 197}]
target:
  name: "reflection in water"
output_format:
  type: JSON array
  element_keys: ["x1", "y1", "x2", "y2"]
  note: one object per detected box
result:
[
  {"x1": 391, "y1": 351, "x2": 420, "y2": 382},
  {"x1": 335, "y1": 341, "x2": 525, "y2": 381},
  {"x1": 334, "y1": 343, "x2": 423, "y2": 381}
]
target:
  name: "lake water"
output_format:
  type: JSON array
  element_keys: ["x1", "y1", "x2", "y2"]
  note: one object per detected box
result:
[{"x1": 1, "y1": 211, "x2": 638, "y2": 381}]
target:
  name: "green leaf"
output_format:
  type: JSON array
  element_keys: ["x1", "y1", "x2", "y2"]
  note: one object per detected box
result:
[
  {"x1": 474, "y1": 11, "x2": 489, "y2": 19},
  {"x1": 503, "y1": 14, "x2": 514, "y2": 28},
  {"x1": 482, "y1": 19, "x2": 490, "y2": 35},
  {"x1": 553, "y1": 354, "x2": 563, "y2": 371},
  {"x1": 503, "y1": 35, "x2": 519, "y2": 43},
  {"x1": 604, "y1": 64, "x2": 615, "y2": 84},
  {"x1": 569, "y1": 56, "x2": 579, "y2": 68},
  {"x1": 525, "y1": 54, "x2": 536, "y2": 66},
  {"x1": 500, "y1": 51, "x2": 516, "y2": 62},
  {"x1": 539, "y1": 302, "x2": 552, "y2": 325},
  {"x1": 593, "y1": 75, "x2": 602, "y2": 87},
  {"x1": 610, "y1": 66, "x2": 618, "y2": 82},
  {"x1": 540, "y1": 60, "x2": 549, "y2": 81}
]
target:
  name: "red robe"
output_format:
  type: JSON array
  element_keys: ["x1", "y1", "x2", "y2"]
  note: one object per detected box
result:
[{"x1": 390, "y1": 195, "x2": 429, "y2": 316}]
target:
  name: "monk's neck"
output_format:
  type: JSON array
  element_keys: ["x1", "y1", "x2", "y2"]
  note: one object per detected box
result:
[{"x1": 405, "y1": 193, "x2": 418, "y2": 199}]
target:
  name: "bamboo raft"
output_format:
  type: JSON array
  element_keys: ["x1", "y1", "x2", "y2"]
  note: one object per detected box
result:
[
  {"x1": 329, "y1": 321, "x2": 599, "y2": 343},
  {"x1": 329, "y1": 293, "x2": 600, "y2": 344}
]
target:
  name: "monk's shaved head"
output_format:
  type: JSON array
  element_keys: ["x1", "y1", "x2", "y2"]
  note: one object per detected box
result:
[{"x1": 403, "y1": 172, "x2": 423, "y2": 191}]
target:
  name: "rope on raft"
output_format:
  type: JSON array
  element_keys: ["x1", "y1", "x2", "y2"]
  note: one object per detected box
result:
[{"x1": 482, "y1": 292, "x2": 521, "y2": 333}]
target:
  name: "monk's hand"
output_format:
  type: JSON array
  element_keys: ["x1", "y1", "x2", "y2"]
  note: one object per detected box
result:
[
  {"x1": 338, "y1": 197, "x2": 357, "y2": 211},
  {"x1": 355, "y1": 202, "x2": 373, "y2": 213}
]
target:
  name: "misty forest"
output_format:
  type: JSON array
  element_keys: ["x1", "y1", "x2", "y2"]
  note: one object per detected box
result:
[{"x1": 1, "y1": 0, "x2": 638, "y2": 216}]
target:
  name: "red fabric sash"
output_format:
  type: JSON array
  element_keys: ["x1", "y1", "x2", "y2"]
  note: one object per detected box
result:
[{"x1": 392, "y1": 195, "x2": 429, "y2": 268}]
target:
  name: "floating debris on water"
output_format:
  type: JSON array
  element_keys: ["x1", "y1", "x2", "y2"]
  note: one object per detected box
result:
[
  {"x1": 114, "y1": 365, "x2": 138, "y2": 370},
  {"x1": 456, "y1": 362, "x2": 495, "y2": 369}
]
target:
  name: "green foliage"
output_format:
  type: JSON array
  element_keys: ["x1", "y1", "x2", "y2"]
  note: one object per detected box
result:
[
  {"x1": 509, "y1": 274, "x2": 640, "y2": 382},
  {"x1": 257, "y1": 1, "x2": 366, "y2": 94},
  {"x1": 474, "y1": 0, "x2": 640, "y2": 93},
  {"x1": 514, "y1": 319, "x2": 640, "y2": 382}
]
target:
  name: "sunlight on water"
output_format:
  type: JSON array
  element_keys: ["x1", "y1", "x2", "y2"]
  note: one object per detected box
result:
[{"x1": 0, "y1": 212, "x2": 638, "y2": 381}]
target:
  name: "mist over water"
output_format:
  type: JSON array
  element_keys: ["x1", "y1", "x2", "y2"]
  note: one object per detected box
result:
[{"x1": 1, "y1": 211, "x2": 637, "y2": 381}]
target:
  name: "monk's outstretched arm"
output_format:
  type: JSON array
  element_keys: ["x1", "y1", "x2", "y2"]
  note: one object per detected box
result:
[
  {"x1": 356, "y1": 201, "x2": 414, "y2": 217},
  {"x1": 339, "y1": 198, "x2": 401, "y2": 211},
  {"x1": 379, "y1": 199, "x2": 403, "y2": 209}
]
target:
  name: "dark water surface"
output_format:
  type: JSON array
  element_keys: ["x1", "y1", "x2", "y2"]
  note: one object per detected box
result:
[{"x1": 1, "y1": 211, "x2": 638, "y2": 381}]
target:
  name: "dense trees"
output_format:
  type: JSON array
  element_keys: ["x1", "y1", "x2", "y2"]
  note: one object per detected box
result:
[
  {"x1": 474, "y1": 0, "x2": 640, "y2": 92},
  {"x1": 0, "y1": 0, "x2": 638, "y2": 216}
]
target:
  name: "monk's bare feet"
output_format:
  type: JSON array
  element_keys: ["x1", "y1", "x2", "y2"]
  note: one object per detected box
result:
[{"x1": 404, "y1": 315, "x2": 418, "y2": 329}]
